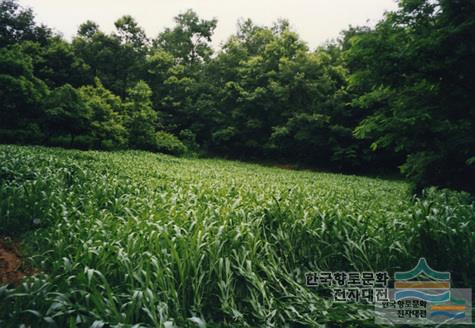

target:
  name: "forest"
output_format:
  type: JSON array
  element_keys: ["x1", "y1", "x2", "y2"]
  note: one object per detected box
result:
[{"x1": 1, "y1": 0, "x2": 474, "y2": 192}]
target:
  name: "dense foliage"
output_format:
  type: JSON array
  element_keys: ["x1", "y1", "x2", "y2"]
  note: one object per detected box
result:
[
  {"x1": 1, "y1": 145, "x2": 474, "y2": 327},
  {"x1": 348, "y1": 0, "x2": 475, "y2": 191},
  {"x1": 1, "y1": 0, "x2": 474, "y2": 191}
]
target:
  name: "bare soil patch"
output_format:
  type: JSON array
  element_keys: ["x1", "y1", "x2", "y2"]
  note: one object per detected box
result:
[{"x1": 0, "y1": 237, "x2": 28, "y2": 285}]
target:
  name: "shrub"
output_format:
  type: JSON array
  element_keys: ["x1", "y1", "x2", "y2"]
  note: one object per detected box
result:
[
  {"x1": 155, "y1": 131, "x2": 187, "y2": 156},
  {"x1": 178, "y1": 129, "x2": 199, "y2": 153}
]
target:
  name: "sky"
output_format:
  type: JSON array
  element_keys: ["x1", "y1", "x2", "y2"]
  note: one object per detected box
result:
[{"x1": 18, "y1": 0, "x2": 398, "y2": 49}]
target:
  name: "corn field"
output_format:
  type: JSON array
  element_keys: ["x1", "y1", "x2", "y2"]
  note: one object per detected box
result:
[{"x1": 0, "y1": 145, "x2": 474, "y2": 327}]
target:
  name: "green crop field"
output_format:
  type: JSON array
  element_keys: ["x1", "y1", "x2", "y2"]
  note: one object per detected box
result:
[{"x1": 0, "y1": 145, "x2": 474, "y2": 327}]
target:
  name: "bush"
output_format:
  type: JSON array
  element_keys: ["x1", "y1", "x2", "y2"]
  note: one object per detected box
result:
[
  {"x1": 0, "y1": 123, "x2": 44, "y2": 144},
  {"x1": 178, "y1": 129, "x2": 199, "y2": 153},
  {"x1": 155, "y1": 131, "x2": 187, "y2": 156},
  {"x1": 73, "y1": 135, "x2": 96, "y2": 149}
]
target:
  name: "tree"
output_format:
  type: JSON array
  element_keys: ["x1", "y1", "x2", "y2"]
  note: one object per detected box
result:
[
  {"x1": 79, "y1": 79, "x2": 127, "y2": 149},
  {"x1": 16, "y1": 38, "x2": 90, "y2": 88},
  {"x1": 77, "y1": 20, "x2": 99, "y2": 39},
  {"x1": 73, "y1": 17, "x2": 148, "y2": 98},
  {"x1": 113, "y1": 16, "x2": 149, "y2": 97},
  {"x1": 0, "y1": 47, "x2": 48, "y2": 143},
  {"x1": 154, "y1": 10, "x2": 217, "y2": 65},
  {"x1": 73, "y1": 23, "x2": 123, "y2": 95},
  {"x1": 0, "y1": 0, "x2": 51, "y2": 47},
  {"x1": 124, "y1": 81, "x2": 158, "y2": 151},
  {"x1": 43, "y1": 84, "x2": 91, "y2": 147},
  {"x1": 347, "y1": 0, "x2": 475, "y2": 191},
  {"x1": 114, "y1": 15, "x2": 148, "y2": 48}
]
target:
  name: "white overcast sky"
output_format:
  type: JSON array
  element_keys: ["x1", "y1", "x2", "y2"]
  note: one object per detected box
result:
[{"x1": 18, "y1": 0, "x2": 398, "y2": 49}]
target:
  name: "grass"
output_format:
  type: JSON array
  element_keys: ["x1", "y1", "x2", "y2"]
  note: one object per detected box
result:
[{"x1": 0, "y1": 144, "x2": 474, "y2": 327}]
